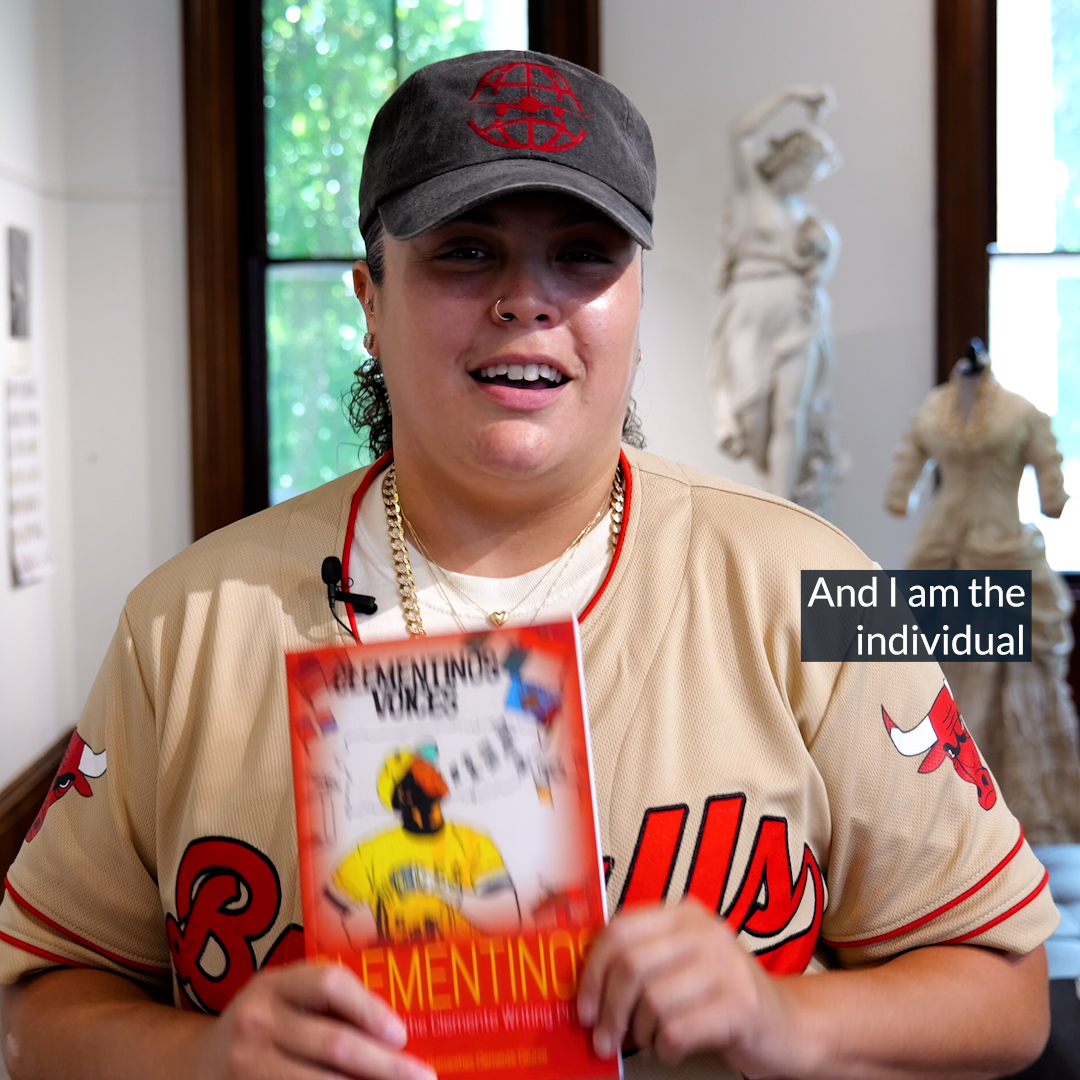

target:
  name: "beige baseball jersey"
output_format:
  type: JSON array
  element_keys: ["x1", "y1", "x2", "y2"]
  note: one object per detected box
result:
[{"x1": 0, "y1": 449, "x2": 1057, "y2": 1080}]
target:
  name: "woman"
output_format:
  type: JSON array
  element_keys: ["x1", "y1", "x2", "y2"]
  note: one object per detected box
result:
[
  {"x1": 0, "y1": 51, "x2": 1055, "y2": 1080},
  {"x1": 707, "y1": 85, "x2": 842, "y2": 516}
]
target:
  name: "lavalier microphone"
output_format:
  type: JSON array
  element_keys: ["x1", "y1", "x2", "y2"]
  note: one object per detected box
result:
[{"x1": 321, "y1": 557, "x2": 377, "y2": 638}]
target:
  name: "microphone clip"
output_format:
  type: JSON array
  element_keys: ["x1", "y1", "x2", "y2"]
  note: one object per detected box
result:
[{"x1": 321, "y1": 557, "x2": 377, "y2": 638}]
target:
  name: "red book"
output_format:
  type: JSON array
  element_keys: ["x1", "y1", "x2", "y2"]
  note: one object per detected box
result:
[{"x1": 288, "y1": 619, "x2": 619, "y2": 1080}]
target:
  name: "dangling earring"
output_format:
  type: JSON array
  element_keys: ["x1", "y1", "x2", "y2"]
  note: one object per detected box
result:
[{"x1": 363, "y1": 296, "x2": 378, "y2": 355}]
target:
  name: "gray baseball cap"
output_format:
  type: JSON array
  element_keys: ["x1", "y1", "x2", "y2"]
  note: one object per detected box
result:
[{"x1": 358, "y1": 50, "x2": 655, "y2": 249}]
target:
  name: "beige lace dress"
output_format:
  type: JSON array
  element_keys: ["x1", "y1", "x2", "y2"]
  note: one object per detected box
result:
[{"x1": 886, "y1": 367, "x2": 1080, "y2": 843}]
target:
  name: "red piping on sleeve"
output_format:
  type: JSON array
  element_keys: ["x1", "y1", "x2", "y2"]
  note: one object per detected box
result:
[
  {"x1": 341, "y1": 452, "x2": 393, "y2": 641},
  {"x1": 822, "y1": 828, "x2": 1026, "y2": 949},
  {"x1": 4, "y1": 877, "x2": 171, "y2": 974},
  {"x1": 580, "y1": 449, "x2": 633, "y2": 624},
  {"x1": 0, "y1": 928, "x2": 89, "y2": 969},
  {"x1": 941, "y1": 870, "x2": 1050, "y2": 945}
]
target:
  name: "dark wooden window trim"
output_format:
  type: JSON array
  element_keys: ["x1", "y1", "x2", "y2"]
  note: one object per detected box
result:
[
  {"x1": 935, "y1": 0, "x2": 995, "y2": 385},
  {"x1": 183, "y1": 0, "x2": 247, "y2": 540},
  {"x1": 183, "y1": 0, "x2": 600, "y2": 540},
  {"x1": 530, "y1": 0, "x2": 600, "y2": 74}
]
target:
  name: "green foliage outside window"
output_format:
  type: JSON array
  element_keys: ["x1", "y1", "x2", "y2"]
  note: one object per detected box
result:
[
  {"x1": 267, "y1": 263, "x2": 367, "y2": 504},
  {"x1": 263, "y1": 0, "x2": 525, "y2": 501},
  {"x1": 264, "y1": 0, "x2": 493, "y2": 260}
]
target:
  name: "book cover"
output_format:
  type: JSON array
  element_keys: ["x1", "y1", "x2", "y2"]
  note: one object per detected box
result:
[{"x1": 287, "y1": 619, "x2": 619, "y2": 1080}]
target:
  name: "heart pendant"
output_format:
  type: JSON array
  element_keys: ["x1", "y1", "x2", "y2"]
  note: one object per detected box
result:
[{"x1": 489, "y1": 611, "x2": 508, "y2": 627}]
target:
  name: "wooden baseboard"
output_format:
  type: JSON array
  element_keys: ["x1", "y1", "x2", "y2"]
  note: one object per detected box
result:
[{"x1": 0, "y1": 730, "x2": 73, "y2": 894}]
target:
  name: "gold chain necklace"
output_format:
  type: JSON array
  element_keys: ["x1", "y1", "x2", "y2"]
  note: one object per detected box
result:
[
  {"x1": 381, "y1": 467, "x2": 425, "y2": 636},
  {"x1": 382, "y1": 463, "x2": 625, "y2": 637}
]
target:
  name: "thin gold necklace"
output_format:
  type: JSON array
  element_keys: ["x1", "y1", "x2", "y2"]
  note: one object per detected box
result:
[
  {"x1": 403, "y1": 503, "x2": 601, "y2": 630},
  {"x1": 382, "y1": 463, "x2": 625, "y2": 637}
]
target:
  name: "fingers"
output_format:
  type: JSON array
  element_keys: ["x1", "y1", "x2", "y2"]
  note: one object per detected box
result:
[
  {"x1": 578, "y1": 905, "x2": 723, "y2": 1058},
  {"x1": 577, "y1": 906, "x2": 675, "y2": 1023},
  {"x1": 808, "y1": 87, "x2": 838, "y2": 116},
  {"x1": 593, "y1": 932, "x2": 700, "y2": 1055},
  {"x1": 272, "y1": 1012, "x2": 434, "y2": 1080},
  {"x1": 628, "y1": 962, "x2": 720, "y2": 1055},
  {"x1": 275, "y1": 963, "x2": 408, "y2": 1047},
  {"x1": 578, "y1": 902, "x2": 773, "y2": 1066},
  {"x1": 653, "y1": 1001, "x2": 735, "y2": 1069},
  {"x1": 210, "y1": 962, "x2": 433, "y2": 1080}
]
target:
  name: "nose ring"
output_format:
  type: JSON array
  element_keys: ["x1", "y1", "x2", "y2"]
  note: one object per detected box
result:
[{"x1": 494, "y1": 298, "x2": 514, "y2": 322}]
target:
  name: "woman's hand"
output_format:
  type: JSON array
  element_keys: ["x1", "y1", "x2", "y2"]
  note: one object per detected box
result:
[
  {"x1": 576, "y1": 899, "x2": 807, "y2": 1077},
  {"x1": 196, "y1": 962, "x2": 436, "y2": 1080},
  {"x1": 577, "y1": 901, "x2": 1050, "y2": 1080},
  {"x1": 789, "y1": 84, "x2": 837, "y2": 119}
]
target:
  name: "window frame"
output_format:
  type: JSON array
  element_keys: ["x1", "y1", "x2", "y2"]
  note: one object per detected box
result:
[
  {"x1": 936, "y1": 0, "x2": 996, "y2": 384},
  {"x1": 936, "y1": 0, "x2": 1080, "y2": 689},
  {"x1": 182, "y1": 0, "x2": 599, "y2": 540}
]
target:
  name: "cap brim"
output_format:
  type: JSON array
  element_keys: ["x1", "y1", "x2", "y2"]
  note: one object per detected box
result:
[{"x1": 377, "y1": 158, "x2": 654, "y2": 249}]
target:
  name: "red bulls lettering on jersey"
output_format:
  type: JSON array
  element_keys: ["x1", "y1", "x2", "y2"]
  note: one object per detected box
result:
[
  {"x1": 170, "y1": 799, "x2": 822, "y2": 1015},
  {"x1": 166, "y1": 838, "x2": 303, "y2": 1014},
  {"x1": 607, "y1": 795, "x2": 824, "y2": 975},
  {"x1": 618, "y1": 805, "x2": 689, "y2": 908},
  {"x1": 883, "y1": 682, "x2": 996, "y2": 809}
]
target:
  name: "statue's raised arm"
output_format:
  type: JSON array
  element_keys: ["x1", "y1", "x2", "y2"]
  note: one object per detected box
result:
[{"x1": 730, "y1": 84, "x2": 837, "y2": 193}]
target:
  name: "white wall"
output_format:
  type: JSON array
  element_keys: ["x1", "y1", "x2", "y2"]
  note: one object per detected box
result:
[
  {"x1": 605, "y1": 0, "x2": 935, "y2": 567},
  {"x1": 0, "y1": 0, "x2": 190, "y2": 789},
  {"x1": 59, "y1": 0, "x2": 191, "y2": 706},
  {"x1": 0, "y1": 0, "x2": 76, "y2": 788}
]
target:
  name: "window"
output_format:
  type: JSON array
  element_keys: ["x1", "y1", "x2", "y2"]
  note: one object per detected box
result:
[
  {"x1": 990, "y1": 0, "x2": 1080, "y2": 570},
  {"x1": 262, "y1": 1, "x2": 528, "y2": 503},
  {"x1": 936, "y1": 1, "x2": 1080, "y2": 573},
  {"x1": 183, "y1": 0, "x2": 599, "y2": 539}
]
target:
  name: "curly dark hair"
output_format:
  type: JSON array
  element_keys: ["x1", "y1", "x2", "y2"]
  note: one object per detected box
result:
[{"x1": 345, "y1": 216, "x2": 646, "y2": 459}]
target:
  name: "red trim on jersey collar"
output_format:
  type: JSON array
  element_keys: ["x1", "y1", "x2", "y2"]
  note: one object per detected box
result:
[
  {"x1": 821, "y1": 827, "x2": 1026, "y2": 950},
  {"x1": 941, "y1": 869, "x2": 1050, "y2": 945},
  {"x1": 3, "y1": 876, "x2": 171, "y2": 974},
  {"x1": 579, "y1": 448, "x2": 632, "y2": 623},
  {"x1": 341, "y1": 450, "x2": 394, "y2": 640},
  {"x1": 0, "y1": 928, "x2": 89, "y2": 969},
  {"x1": 339, "y1": 449, "x2": 633, "y2": 640}
]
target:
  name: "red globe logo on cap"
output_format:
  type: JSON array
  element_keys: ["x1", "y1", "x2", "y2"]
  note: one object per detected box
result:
[{"x1": 467, "y1": 61, "x2": 588, "y2": 152}]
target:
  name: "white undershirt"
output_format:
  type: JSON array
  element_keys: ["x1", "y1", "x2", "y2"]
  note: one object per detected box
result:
[{"x1": 348, "y1": 467, "x2": 614, "y2": 642}]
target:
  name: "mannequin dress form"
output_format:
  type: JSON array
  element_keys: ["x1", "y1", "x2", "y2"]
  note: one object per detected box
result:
[{"x1": 886, "y1": 343, "x2": 1080, "y2": 843}]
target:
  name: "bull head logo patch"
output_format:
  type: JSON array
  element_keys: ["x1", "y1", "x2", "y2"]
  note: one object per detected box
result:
[
  {"x1": 882, "y1": 683, "x2": 996, "y2": 809},
  {"x1": 26, "y1": 731, "x2": 107, "y2": 840}
]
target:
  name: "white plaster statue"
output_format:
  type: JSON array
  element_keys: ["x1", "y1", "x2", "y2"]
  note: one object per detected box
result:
[
  {"x1": 886, "y1": 342, "x2": 1080, "y2": 843},
  {"x1": 708, "y1": 85, "x2": 842, "y2": 516}
]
